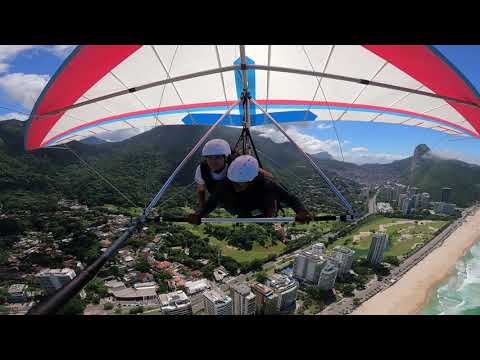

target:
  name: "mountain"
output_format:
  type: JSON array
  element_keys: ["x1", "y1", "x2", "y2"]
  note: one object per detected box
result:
[
  {"x1": 323, "y1": 144, "x2": 480, "y2": 207},
  {"x1": 311, "y1": 151, "x2": 334, "y2": 160},
  {"x1": 79, "y1": 136, "x2": 108, "y2": 145},
  {"x1": 0, "y1": 121, "x2": 365, "y2": 214}
]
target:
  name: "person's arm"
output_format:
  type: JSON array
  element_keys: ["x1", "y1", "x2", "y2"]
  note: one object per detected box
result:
[
  {"x1": 269, "y1": 181, "x2": 307, "y2": 213},
  {"x1": 259, "y1": 168, "x2": 274, "y2": 179},
  {"x1": 267, "y1": 181, "x2": 312, "y2": 223},
  {"x1": 188, "y1": 187, "x2": 221, "y2": 225},
  {"x1": 197, "y1": 184, "x2": 206, "y2": 210}
]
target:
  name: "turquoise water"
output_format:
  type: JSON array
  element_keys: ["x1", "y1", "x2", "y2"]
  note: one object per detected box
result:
[{"x1": 422, "y1": 240, "x2": 480, "y2": 315}]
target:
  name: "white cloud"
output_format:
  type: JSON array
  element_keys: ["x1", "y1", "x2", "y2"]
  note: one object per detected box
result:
[
  {"x1": 252, "y1": 124, "x2": 407, "y2": 164},
  {"x1": 351, "y1": 146, "x2": 369, "y2": 153},
  {"x1": 0, "y1": 63, "x2": 10, "y2": 74},
  {"x1": 0, "y1": 45, "x2": 38, "y2": 62},
  {"x1": 342, "y1": 151, "x2": 406, "y2": 164},
  {"x1": 0, "y1": 45, "x2": 38, "y2": 75},
  {"x1": 432, "y1": 150, "x2": 480, "y2": 166},
  {"x1": 0, "y1": 112, "x2": 28, "y2": 121},
  {"x1": 95, "y1": 127, "x2": 146, "y2": 142},
  {"x1": 0, "y1": 72, "x2": 50, "y2": 110},
  {"x1": 317, "y1": 122, "x2": 333, "y2": 130},
  {"x1": 253, "y1": 125, "x2": 349, "y2": 155},
  {"x1": 46, "y1": 45, "x2": 76, "y2": 59}
]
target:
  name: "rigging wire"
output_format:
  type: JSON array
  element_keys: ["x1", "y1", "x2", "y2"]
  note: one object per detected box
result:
[
  {"x1": 301, "y1": 46, "x2": 345, "y2": 162},
  {"x1": 214, "y1": 45, "x2": 234, "y2": 126},
  {"x1": 151, "y1": 45, "x2": 198, "y2": 125},
  {"x1": 255, "y1": 148, "x2": 348, "y2": 212},
  {"x1": 63, "y1": 143, "x2": 141, "y2": 209}
]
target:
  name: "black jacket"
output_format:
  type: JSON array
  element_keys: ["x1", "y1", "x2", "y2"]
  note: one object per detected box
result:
[{"x1": 199, "y1": 174, "x2": 307, "y2": 217}]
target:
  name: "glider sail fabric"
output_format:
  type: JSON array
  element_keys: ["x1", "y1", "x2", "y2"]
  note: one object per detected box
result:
[{"x1": 25, "y1": 45, "x2": 480, "y2": 151}]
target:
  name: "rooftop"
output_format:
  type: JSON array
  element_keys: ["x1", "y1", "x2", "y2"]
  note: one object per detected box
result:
[
  {"x1": 36, "y1": 268, "x2": 76, "y2": 277},
  {"x1": 8, "y1": 284, "x2": 27, "y2": 294},
  {"x1": 112, "y1": 286, "x2": 157, "y2": 299},
  {"x1": 159, "y1": 291, "x2": 190, "y2": 307},
  {"x1": 231, "y1": 283, "x2": 251, "y2": 296},
  {"x1": 333, "y1": 246, "x2": 355, "y2": 255},
  {"x1": 267, "y1": 274, "x2": 297, "y2": 293},
  {"x1": 203, "y1": 289, "x2": 231, "y2": 304},
  {"x1": 251, "y1": 282, "x2": 274, "y2": 297}
]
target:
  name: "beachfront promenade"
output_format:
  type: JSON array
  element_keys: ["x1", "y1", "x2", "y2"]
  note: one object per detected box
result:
[{"x1": 319, "y1": 205, "x2": 479, "y2": 315}]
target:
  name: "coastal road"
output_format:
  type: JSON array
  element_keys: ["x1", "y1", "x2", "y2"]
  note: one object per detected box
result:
[
  {"x1": 368, "y1": 190, "x2": 378, "y2": 215},
  {"x1": 318, "y1": 208, "x2": 475, "y2": 315}
]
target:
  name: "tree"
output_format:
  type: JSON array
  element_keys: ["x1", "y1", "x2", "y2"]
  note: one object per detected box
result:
[
  {"x1": 0, "y1": 287, "x2": 8, "y2": 304},
  {"x1": 129, "y1": 306, "x2": 144, "y2": 315},
  {"x1": 0, "y1": 218, "x2": 24, "y2": 236},
  {"x1": 135, "y1": 256, "x2": 151, "y2": 273},
  {"x1": 154, "y1": 270, "x2": 172, "y2": 283},
  {"x1": 58, "y1": 296, "x2": 86, "y2": 315},
  {"x1": 103, "y1": 302, "x2": 114, "y2": 310},
  {"x1": 342, "y1": 284, "x2": 355, "y2": 297},
  {"x1": 353, "y1": 298, "x2": 361, "y2": 307},
  {"x1": 255, "y1": 271, "x2": 268, "y2": 284},
  {"x1": 85, "y1": 278, "x2": 108, "y2": 299}
]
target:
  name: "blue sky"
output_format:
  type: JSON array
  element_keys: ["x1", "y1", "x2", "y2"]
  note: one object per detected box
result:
[{"x1": 0, "y1": 45, "x2": 479, "y2": 165}]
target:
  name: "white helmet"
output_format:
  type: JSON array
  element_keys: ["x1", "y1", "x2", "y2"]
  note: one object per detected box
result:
[
  {"x1": 227, "y1": 155, "x2": 259, "y2": 182},
  {"x1": 202, "y1": 139, "x2": 231, "y2": 156}
]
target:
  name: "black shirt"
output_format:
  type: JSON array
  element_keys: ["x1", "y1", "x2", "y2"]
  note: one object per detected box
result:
[{"x1": 199, "y1": 174, "x2": 306, "y2": 217}]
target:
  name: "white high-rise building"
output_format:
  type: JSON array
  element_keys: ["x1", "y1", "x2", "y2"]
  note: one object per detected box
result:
[
  {"x1": 35, "y1": 268, "x2": 76, "y2": 294},
  {"x1": 159, "y1": 290, "x2": 192, "y2": 315},
  {"x1": 203, "y1": 289, "x2": 232, "y2": 315},
  {"x1": 230, "y1": 283, "x2": 256, "y2": 315},
  {"x1": 266, "y1": 274, "x2": 298, "y2": 313},
  {"x1": 293, "y1": 246, "x2": 327, "y2": 284},
  {"x1": 293, "y1": 252, "x2": 308, "y2": 279},
  {"x1": 368, "y1": 233, "x2": 388, "y2": 266},
  {"x1": 311, "y1": 242, "x2": 326, "y2": 254},
  {"x1": 420, "y1": 193, "x2": 431, "y2": 208},
  {"x1": 331, "y1": 246, "x2": 355, "y2": 276},
  {"x1": 317, "y1": 261, "x2": 338, "y2": 291}
]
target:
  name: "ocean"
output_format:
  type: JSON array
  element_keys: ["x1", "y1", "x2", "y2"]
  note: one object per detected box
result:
[{"x1": 422, "y1": 240, "x2": 480, "y2": 315}]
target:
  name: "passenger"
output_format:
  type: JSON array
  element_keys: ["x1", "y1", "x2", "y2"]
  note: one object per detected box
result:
[
  {"x1": 195, "y1": 139, "x2": 232, "y2": 209},
  {"x1": 188, "y1": 155, "x2": 312, "y2": 225},
  {"x1": 195, "y1": 139, "x2": 273, "y2": 210}
]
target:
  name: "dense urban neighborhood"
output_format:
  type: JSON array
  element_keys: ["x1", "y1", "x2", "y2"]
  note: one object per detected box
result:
[{"x1": 0, "y1": 179, "x2": 467, "y2": 316}]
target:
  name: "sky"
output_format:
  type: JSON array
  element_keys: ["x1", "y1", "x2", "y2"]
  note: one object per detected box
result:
[{"x1": 0, "y1": 45, "x2": 479, "y2": 165}]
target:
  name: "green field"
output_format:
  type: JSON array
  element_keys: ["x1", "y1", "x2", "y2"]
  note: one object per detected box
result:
[
  {"x1": 208, "y1": 236, "x2": 286, "y2": 264},
  {"x1": 331, "y1": 216, "x2": 447, "y2": 258},
  {"x1": 184, "y1": 222, "x2": 286, "y2": 264}
]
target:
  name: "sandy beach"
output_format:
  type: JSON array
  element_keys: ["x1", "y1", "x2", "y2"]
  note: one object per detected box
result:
[{"x1": 352, "y1": 207, "x2": 480, "y2": 315}]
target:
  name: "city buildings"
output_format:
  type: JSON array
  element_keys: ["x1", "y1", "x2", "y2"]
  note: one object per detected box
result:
[
  {"x1": 111, "y1": 282, "x2": 159, "y2": 307},
  {"x1": 159, "y1": 291, "x2": 193, "y2": 315},
  {"x1": 433, "y1": 202, "x2": 457, "y2": 215},
  {"x1": 317, "y1": 262, "x2": 338, "y2": 291},
  {"x1": 7, "y1": 284, "x2": 29, "y2": 303},
  {"x1": 35, "y1": 268, "x2": 76, "y2": 294},
  {"x1": 367, "y1": 233, "x2": 388, "y2": 266},
  {"x1": 376, "y1": 202, "x2": 393, "y2": 213},
  {"x1": 265, "y1": 274, "x2": 298, "y2": 313},
  {"x1": 331, "y1": 246, "x2": 355, "y2": 276},
  {"x1": 293, "y1": 243, "x2": 327, "y2": 284},
  {"x1": 203, "y1": 289, "x2": 233, "y2": 315},
  {"x1": 442, "y1": 187, "x2": 452, "y2": 203},
  {"x1": 230, "y1": 283, "x2": 256, "y2": 315},
  {"x1": 184, "y1": 279, "x2": 210, "y2": 296},
  {"x1": 251, "y1": 282, "x2": 276, "y2": 315}
]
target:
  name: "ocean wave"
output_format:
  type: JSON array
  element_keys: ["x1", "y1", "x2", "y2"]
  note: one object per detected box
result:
[{"x1": 423, "y1": 241, "x2": 480, "y2": 315}]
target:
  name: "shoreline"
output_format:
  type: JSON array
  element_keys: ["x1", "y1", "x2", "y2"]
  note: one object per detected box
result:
[{"x1": 352, "y1": 207, "x2": 480, "y2": 315}]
